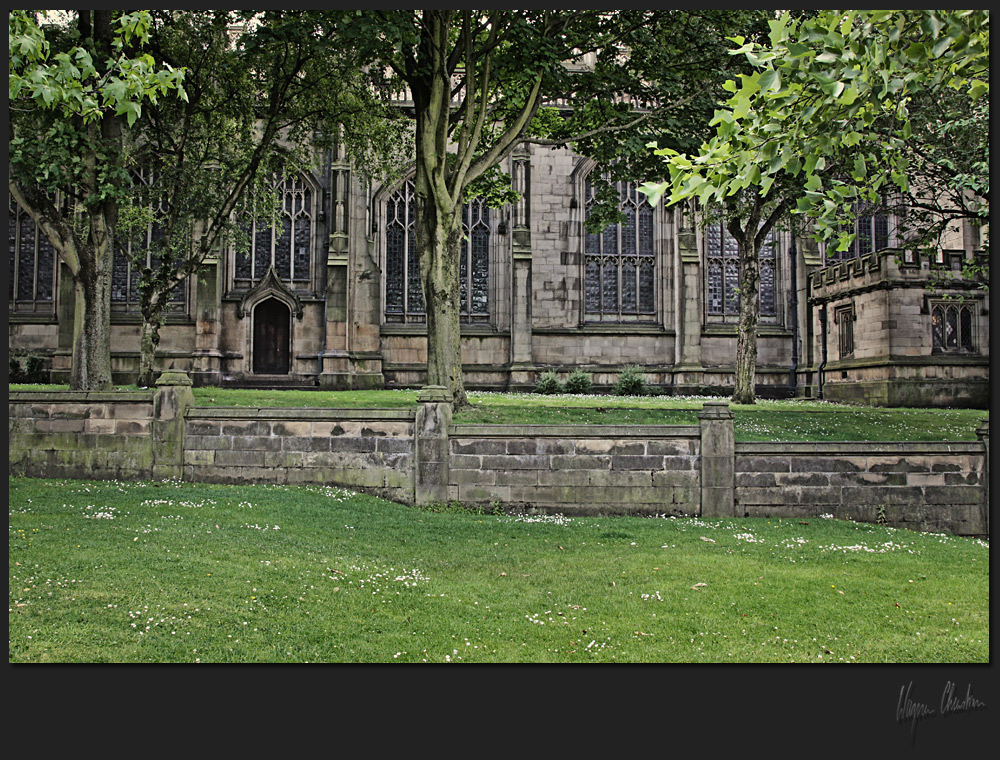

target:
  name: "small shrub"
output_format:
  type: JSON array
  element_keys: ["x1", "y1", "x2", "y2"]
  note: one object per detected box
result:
[
  {"x1": 612, "y1": 364, "x2": 647, "y2": 396},
  {"x1": 24, "y1": 356, "x2": 47, "y2": 383},
  {"x1": 9, "y1": 357, "x2": 25, "y2": 384},
  {"x1": 563, "y1": 369, "x2": 593, "y2": 395},
  {"x1": 535, "y1": 370, "x2": 564, "y2": 395}
]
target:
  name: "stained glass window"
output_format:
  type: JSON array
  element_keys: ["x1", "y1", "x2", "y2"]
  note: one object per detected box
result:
[
  {"x1": 234, "y1": 174, "x2": 313, "y2": 286},
  {"x1": 384, "y1": 178, "x2": 490, "y2": 324},
  {"x1": 932, "y1": 303, "x2": 976, "y2": 353},
  {"x1": 112, "y1": 170, "x2": 184, "y2": 311},
  {"x1": 705, "y1": 223, "x2": 776, "y2": 319},
  {"x1": 9, "y1": 194, "x2": 57, "y2": 313},
  {"x1": 583, "y1": 177, "x2": 655, "y2": 321},
  {"x1": 829, "y1": 202, "x2": 890, "y2": 261}
]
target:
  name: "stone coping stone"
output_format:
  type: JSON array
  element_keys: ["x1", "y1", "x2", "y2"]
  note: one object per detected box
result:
[
  {"x1": 736, "y1": 441, "x2": 983, "y2": 454},
  {"x1": 451, "y1": 424, "x2": 701, "y2": 438},
  {"x1": 185, "y1": 407, "x2": 415, "y2": 421},
  {"x1": 10, "y1": 391, "x2": 154, "y2": 403}
]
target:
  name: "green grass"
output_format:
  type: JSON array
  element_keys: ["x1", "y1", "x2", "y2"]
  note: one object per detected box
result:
[
  {"x1": 9, "y1": 476, "x2": 989, "y2": 663},
  {"x1": 10, "y1": 384, "x2": 988, "y2": 441}
]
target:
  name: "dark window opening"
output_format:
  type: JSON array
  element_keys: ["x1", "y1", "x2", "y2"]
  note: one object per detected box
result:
[
  {"x1": 384, "y1": 178, "x2": 490, "y2": 325},
  {"x1": 583, "y1": 176, "x2": 656, "y2": 322},
  {"x1": 705, "y1": 223, "x2": 776, "y2": 320},
  {"x1": 9, "y1": 194, "x2": 57, "y2": 313}
]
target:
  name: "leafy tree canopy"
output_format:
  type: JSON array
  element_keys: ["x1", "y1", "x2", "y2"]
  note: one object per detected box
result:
[{"x1": 641, "y1": 10, "x2": 989, "y2": 253}]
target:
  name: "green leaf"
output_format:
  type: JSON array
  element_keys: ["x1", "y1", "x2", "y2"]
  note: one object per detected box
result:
[
  {"x1": 731, "y1": 96, "x2": 752, "y2": 120},
  {"x1": 759, "y1": 68, "x2": 781, "y2": 93},
  {"x1": 969, "y1": 80, "x2": 988, "y2": 100},
  {"x1": 852, "y1": 154, "x2": 867, "y2": 180}
]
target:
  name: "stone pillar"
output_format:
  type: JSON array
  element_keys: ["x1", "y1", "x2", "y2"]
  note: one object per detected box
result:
[
  {"x1": 977, "y1": 419, "x2": 989, "y2": 536},
  {"x1": 509, "y1": 147, "x2": 533, "y2": 388},
  {"x1": 698, "y1": 400, "x2": 735, "y2": 517},
  {"x1": 192, "y1": 254, "x2": 222, "y2": 386},
  {"x1": 675, "y1": 202, "x2": 704, "y2": 389},
  {"x1": 321, "y1": 165, "x2": 353, "y2": 389},
  {"x1": 152, "y1": 370, "x2": 194, "y2": 481},
  {"x1": 414, "y1": 385, "x2": 453, "y2": 505},
  {"x1": 51, "y1": 262, "x2": 76, "y2": 384}
]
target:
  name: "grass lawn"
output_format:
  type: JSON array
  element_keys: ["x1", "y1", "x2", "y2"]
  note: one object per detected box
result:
[
  {"x1": 9, "y1": 476, "x2": 988, "y2": 663},
  {"x1": 9, "y1": 384, "x2": 989, "y2": 441}
]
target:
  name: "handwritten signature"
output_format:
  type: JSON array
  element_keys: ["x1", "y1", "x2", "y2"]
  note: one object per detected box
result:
[{"x1": 897, "y1": 681, "x2": 987, "y2": 746}]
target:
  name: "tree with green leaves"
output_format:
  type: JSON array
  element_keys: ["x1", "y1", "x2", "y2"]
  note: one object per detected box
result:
[
  {"x1": 122, "y1": 10, "x2": 407, "y2": 387},
  {"x1": 642, "y1": 9, "x2": 989, "y2": 403},
  {"x1": 9, "y1": 10, "x2": 186, "y2": 390},
  {"x1": 347, "y1": 10, "x2": 767, "y2": 406}
]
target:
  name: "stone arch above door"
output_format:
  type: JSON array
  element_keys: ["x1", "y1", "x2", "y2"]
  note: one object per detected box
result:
[
  {"x1": 238, "y1": 266, "x2": 303, "y2": 376},
  {"x1": 237, "y1": 265, "x2": 304, "y2": 320}
]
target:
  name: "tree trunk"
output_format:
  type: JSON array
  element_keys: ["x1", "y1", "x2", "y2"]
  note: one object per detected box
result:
[
  {"x1": 409, "y1": 12, "x2": 469, "y2": 407},
  {"x1": 70, "y1": 242, "x2": 115, "y2": 391},
  {"x1": 732, "y1": 240, "x2": 760, "y2": 405},
  {"x1": 414, "y1": 187, "x2": 467, "y2": 406},
  {"x1": 69, "y1": 12, "x2": 119, "y2": 391},
  {"x1": 138, "y1": 308, "x2": 164, "y2": 388}
]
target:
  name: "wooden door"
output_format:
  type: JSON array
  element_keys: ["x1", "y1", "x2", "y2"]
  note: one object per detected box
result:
[{"x1": 252, "y1": 299, "x2": 290, "y2": 374}]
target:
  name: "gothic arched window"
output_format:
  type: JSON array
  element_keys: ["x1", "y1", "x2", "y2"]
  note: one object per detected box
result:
[
  {"x1": 8, "y1": 194, "x2": 56, "y2": 314},
  {"x1": 384, "y1": 178, "x2": 491, "y2": 324},
  {"x1": 234, "y1": 174, "x2": 314, "y2": 286},
  {"x1": 931, "y1": 302, "x2": 976, "y2": 353},
  {"x1": 704, "y1": 223, "x2": 777, "y2": 320},
  {"x1": 112, "y1": 169, "x2": 185, "y2": 312},
  {"x1": 828, "y1": 202, "x2": 890, "y2": 262},
  {"x1": 583, "y1": 176, "x2": 656, "y2": 321}
]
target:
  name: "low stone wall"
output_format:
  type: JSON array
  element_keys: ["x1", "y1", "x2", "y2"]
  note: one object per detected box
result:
[
  {"x1": 182, "y1": 407, "x2": 415, "y2": 503},
  {"x1": 736, "y1": 442, "x2": 988, "y2": 535},
  {"x1": 9, "y1": 390, "x2": 162, "y2": 480},
  {"x1": 8, "y1": 381, "x2": 989, "y2": 536},
  {"x1": 448, "y1": 424, "x2": 701, "y2": 515}
]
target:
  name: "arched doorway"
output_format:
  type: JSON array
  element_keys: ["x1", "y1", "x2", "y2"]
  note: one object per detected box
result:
[{"x1": 253, "y1": 298, "x2": 291, "y2": 374}]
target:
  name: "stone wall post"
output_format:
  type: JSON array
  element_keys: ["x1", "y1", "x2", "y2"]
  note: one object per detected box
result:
[
  {"x1": 152, "y1": 370, "x2": 194, "y2": 480},
  {"x1": 977, "y1": 419, "x2": 989, "y2": 535},
  {"x1": 414, "y1": 385, "x2": 453, "y2": 505},
  {"x1": 698, "y1": 400, "x2": 735, "y2": 517}
]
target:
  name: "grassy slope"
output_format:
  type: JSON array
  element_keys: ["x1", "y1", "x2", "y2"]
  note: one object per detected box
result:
[{"x1": 9, "y1": 477, "x2": 989, "y2": 663}]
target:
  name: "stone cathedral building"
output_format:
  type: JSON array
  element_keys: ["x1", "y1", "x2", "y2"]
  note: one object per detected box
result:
[{"x1": 8, "y1": 141, "x2": 990, "y2": 407}]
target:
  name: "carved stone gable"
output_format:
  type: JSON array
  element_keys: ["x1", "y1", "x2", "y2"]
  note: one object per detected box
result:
[{"x1": 237, "y1": 265, "x2": 304, "y2": 320}]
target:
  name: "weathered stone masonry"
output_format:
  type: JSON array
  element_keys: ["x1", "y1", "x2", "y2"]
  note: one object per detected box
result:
[{"x1": 9, "y1": 382, "x2": 990, "y2": 536}]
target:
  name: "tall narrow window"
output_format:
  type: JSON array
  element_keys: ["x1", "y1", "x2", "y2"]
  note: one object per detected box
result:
[
  {"x1": 583, "y1": 176, "x2": 655, "y2": 321},
  {"x1": 932, "y1": 302, "x2": 976, "y2": 353},
  {"x1": 829, "y1": 202, "x2": 890, "y2": 261},
  {"x1": 234, "y1": 174, "x2": 313, "y2": 286},
  {"x1": 461, "y1": 198, "x2": 491, "y2": 323},
  {"x1": 835, "y1": 304, "x2": 855, "y2": 358},
  {"x1": 705, "y1": 223, "x2": 776, "y2": 320},
  {"x1": 113, "y1": 170, "x2": 185, "y2": 312},
  {"x1": 9, "y1": 193, "x2": 57, "y2": 314},
  {"x1": 384, "y1": 178, "x2": 491, "y2": 324}
]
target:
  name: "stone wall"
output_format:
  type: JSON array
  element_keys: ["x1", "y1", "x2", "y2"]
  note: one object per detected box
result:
[
  {"x1": 448, "y1": 424, "x2": 701, "y2": 515},
  {"x1": 183, "y1": 407, "x2": 415, "y2": 503},
  {"x1": 736, "y1": 441, "x2": 988, "y2": 535},
  {"x1": 9, "y1": 390, "x2": 158, "y2": 480},
  {"x1": 8, "y1": 387, "x2": 989, "y2": 536}
]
